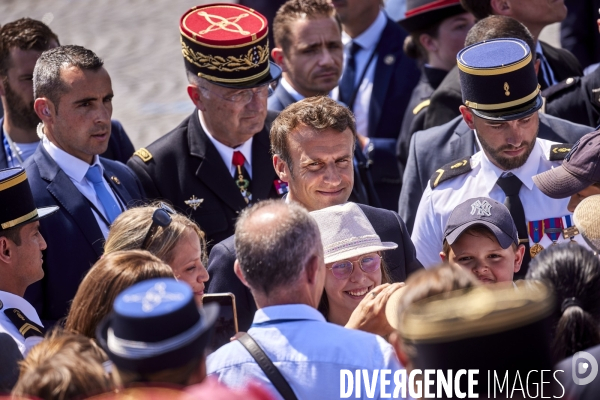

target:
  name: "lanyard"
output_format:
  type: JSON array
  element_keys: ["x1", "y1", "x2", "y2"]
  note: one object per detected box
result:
[
  {"x1": 2, "y1": 131, "x2": 23, "y2": 166},
  {"x1": 345, "y1": 45, "x2": 379, "y2": 111}
]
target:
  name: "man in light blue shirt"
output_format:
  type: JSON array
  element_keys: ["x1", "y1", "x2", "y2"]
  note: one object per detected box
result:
[{"x1": 207, "y1": 200, "x2": 402, "y2": 399}]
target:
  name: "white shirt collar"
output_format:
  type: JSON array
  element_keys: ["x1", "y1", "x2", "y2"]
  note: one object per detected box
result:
[
  {"x1": 253, "y1": 304, "x2": 326, "y2": 325},
  {"x1": 198, "y1": 111, "x2": 253, "y2": 173},
  {"x1": 42, "y1": 136, "x2": 102, "y2": 183},
  {"x1": 280, "y1": 77, "x2": 305, "y2": 103},
  {"x1": 477, "y1": 136, "x2": 542, "y2": 194},
  {"x1": 342, "y1": 10, "x2": 387, "y2": 49}
]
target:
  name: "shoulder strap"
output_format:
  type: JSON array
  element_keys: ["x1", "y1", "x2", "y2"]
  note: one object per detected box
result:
[
  {"x1": 429, "y1": 157, "x2": 472, "y2": 189},
  {"x1": 238, "y1": 333, "x2": 298, "y2": 400},
  {"x1": 549, "y1": 143, "x2": 574, "y2": 161}
]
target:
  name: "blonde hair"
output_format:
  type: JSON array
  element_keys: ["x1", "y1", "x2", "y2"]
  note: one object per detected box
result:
[
  {"x1": 65, "y1": 250, "x2": 173, "y2": 339},
  {"x1": 104, "y1": 203, "x2": 207, "y2": 265},
  {"x1": 12, "y1": 330, "x2": 120, "y2": 399}
]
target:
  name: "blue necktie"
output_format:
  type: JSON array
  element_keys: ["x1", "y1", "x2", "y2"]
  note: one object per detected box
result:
[
  {"x1": 85, "y1": 165, "x2": 121, "y2": 223},
  {"x1": 338, "y1": 41, "x2": 362, "y2": 107}
]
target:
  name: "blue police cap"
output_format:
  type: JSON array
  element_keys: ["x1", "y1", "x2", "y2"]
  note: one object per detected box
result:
[
  {"x1": 96, "y1": 278, "x2": 218, "y2": 374},
  {"x1": 444, "y1": 197, "x2": 519, "y2": 249},
  {"x1": 457, "y1": 38, "x2": 542, "y2": 121}
]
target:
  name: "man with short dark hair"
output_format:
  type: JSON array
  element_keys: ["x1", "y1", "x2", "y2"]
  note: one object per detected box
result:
[
  {"x1": 24, "y1": 45, "x2": 145, "y2": 325},
  {"x1": 128, "y1": 4, "x2": 283, "y2": 250},
  {"x1": 0, "y1": 18, "x2": 134, "y2": 167},
  {"x1": 207, "y1": 96, "x2": 422, "y2": 331},
  {"x1": 207, "y1": 200, "x2": 401, "y2": 399},
  {"x1": 0, "y1": 167, "x2": 58, "y2": 355},
  {"x1": 333, "y1": 0, "x2": 421, "y2": 210}
]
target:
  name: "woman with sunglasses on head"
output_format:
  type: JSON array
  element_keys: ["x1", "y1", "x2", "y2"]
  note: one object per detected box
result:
[
  {"x1": 311, "y1": 202, "x2": 404, "y2": 337},
  {"x1": 103, "y1": 202, "x2": 209, "y2": 304}
]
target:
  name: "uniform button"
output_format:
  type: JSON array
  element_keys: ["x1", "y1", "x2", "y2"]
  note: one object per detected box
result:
[{"x1": 566, "y1": 77, "x2": 574, "y2": 85}]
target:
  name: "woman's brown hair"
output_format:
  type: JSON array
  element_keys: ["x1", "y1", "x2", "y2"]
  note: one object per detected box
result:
[{"x1": 64, "y1": 250, "x2": 173, "y2": 339}]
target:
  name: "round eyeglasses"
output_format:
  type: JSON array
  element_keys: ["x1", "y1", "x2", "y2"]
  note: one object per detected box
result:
[
  {"x1": 327, "y1": 253, "x2": 382, "y2": 280},
  {"x1": 141, "y1": 203, "x2": 175, "y2": 250},
  {"x1": 200, "y1": 79, "x2": 279, "y2": 104}
]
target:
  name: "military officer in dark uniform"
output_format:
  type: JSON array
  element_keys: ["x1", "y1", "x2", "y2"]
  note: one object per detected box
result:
[
  {"x1": 409, "y1": 38, "x2": 589, "y2": 278},
  {"x1": 396, "y1": 0, "x2": 474, "y2": 180},
  {"x1": 543, "y1": 71, "x2": 600, "y2": 128},
  {"x1": 127, "y1": 4, "x2": 283, "y2": 251}
]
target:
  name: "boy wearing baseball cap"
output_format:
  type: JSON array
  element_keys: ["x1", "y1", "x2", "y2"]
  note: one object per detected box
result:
[{"x1": 440, "y1": 197, "x2": 525, "y2": 283}]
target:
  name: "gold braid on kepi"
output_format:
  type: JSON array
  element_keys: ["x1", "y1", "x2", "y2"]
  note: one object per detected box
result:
[
  {"x1": 179, "y1": 4, "x2": 281, "y2": 89},
  {"x1": 573, "y1": 194, "x2": 600, "y2": 252}
]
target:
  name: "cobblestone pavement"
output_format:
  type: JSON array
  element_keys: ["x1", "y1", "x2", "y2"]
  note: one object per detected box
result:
[
  {"x1": 0, "y1": 0, "x2": 234, "y2": 149},
  {"x1": 0, "y1": 1, "x2": 560, "y2": 149}
]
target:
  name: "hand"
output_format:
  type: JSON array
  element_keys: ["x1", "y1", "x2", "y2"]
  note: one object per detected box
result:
[
  {"x1": 345, "y1": 283, "x2": 405, "y2": 338},
  {"x1": 356, "y1": 132, "x2": 369, "y2": 152}
]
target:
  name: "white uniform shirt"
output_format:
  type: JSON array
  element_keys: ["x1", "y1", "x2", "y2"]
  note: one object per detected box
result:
[
  {"x1": 339, "y1": 10, "x2": 387, "y2": 138},
  {"x1": 207, "y1": 304, "x2": 403, "y2": 399},
  {"x1": 0, "y1": 291, "x2": 43, "y2": 355},
  {"x1": 411, "y1": 138, "x2": 587, "y2": 267},
  {"x1": 42, "y1": 137, "x2": 123, "y2": 239}
]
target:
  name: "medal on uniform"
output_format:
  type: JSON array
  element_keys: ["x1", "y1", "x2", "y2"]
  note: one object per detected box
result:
[
  {"x1": 544, "y1": 217, "x2": 564, "y2": 245},
  {"x1": 232, "y1": 151, "x2": 252, "y2": 204},
  {"x1": 528, "y1": 220, "x2": 544, "y2": 257},
  {"x1": 562, "y1": 215, "x2": 579, "y2": 241}
]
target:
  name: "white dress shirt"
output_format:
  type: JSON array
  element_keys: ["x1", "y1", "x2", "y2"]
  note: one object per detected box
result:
[
  {"x1": 207, "y1": 304, "x2": 403, "y2": 400},
  {"x1": 0, "y1": 291, "x2": 43, "y2": 355},
  {"x1": 340, "y1": 10, "x2": 387, "y2": 138},
  {"x1": 411, "y1": 138, "x2": 588, "y2": 267},
  {"x1": 42, "y1": 137, "x2": 123, "y2": 238},
  {"x1": 199, "y1": 111, "x2": 253, "y2": 179}
]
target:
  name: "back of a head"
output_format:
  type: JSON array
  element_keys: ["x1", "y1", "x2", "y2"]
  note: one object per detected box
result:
[
  {"x1": 235, "y1": 199, "x2": 322, "y2": 295},
  {"x1": 65, "y1": 250, "x2": 174, "y2": 339},
  {"x1": 460, "y1": 0, "x2": 493, "y2": 21},
  {"x1": 12, "y1": 330, "x2": 117, "y2": 400},
  {"x1": 270, "y1": 96, "x2": 356, "y2": 167},
  {"x1": 0, "y1": 18, "x2": 58, "y2": 75},
  {"x1": 465, "y1": 15, "x2": 535, "y2": 52},
  {"x1": 273, "y1": 0, "x2": 337, "y2": 51},
  {"x1": 33, "y1": 45, "x2": 103, "y2": 106},
  {"x1": 573, "y1": 194, "x2": 600, "y2": 252},
  {"x1": 527, "y1": 242, "x2": 600, "y2": 361}
]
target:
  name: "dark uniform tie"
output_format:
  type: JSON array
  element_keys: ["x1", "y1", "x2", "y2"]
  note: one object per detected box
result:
[
  {"x1": 338, "y1": 41, "x2": 362, "y2": 108},
  {"x1": 496, "y1": 174, "x2": 531, "y2": 278},
  {"x1": 536, "y1": 52, "x2": 555, "y2": 90},
  {"x1": 232, "y1": 151, "x2": 252, "y2": 204}
]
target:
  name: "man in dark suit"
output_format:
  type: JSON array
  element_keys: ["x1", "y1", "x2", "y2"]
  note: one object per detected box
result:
[
  {"x1": 208, "y1": 96, "x2": 422, "y2": 331},
  {"x1": 0, "y1": 19, "x2": 135, "y2": 168},
  {"x1": 268, "y1": 0, "x2": 379, "y2": 207},
  {"x1": 560, "y1": 0, "x2": 600, "y2": 70},
  {"x1": 128, "y1": 4, "x2": 283, "y2": 251},
  {"x1": 399, "y1": 114, "x2": 592, "y2": 233},
  {"x1": 23, "y1": 45, "x2": 145, "y2": 325},
  {"x1": 333, "y1": 0, "x2": 421, "y2": 211},
  {"x1": 423, "y1": 2, "x2": 583, "y2": 130}
]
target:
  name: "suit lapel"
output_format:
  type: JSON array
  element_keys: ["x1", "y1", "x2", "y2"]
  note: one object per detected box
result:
[
  {"x1": 188, "y1": 113, "x2": 247, "y2": 211},
  {"x1": 36, "y1": 146, "x2": 104, "y2": 257},
  {"x1": 274, "y1": 85, "x2": 296, "y2": 110},
  {"x1": 0, "y1": 120, "x2": 8, "y2": 169},
  {"x1": 368, "y1": 18, "x2": 398, "y2": 137},
  {"x1": 102, "y1": 161, "x2": 136, "y2": 208},
  {"x1": 251, "y1": 128, "x2": 275, "y2": 200}
]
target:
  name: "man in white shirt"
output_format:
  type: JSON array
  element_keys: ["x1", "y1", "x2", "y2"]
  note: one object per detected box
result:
[
  {"x1": 411, "y1": 38, "x2": 587, "y2": 278},
  {"x1": 23, "y1": 45, "x2": 145, "y2": 325},
  {"x1": 207, "y1": 200, "x2": 402, "y2": 399},
  {"x1": 333, "y1": 0, "x2": 420, "y2": 210},
  {"x1": 0, "y1": 167, "x2": 58, "y2": 355}
]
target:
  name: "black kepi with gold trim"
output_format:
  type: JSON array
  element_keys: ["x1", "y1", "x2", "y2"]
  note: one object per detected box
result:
[
  {"x1": 457, "y1": 38, "x2": 542, "y2": 121},
  {"x1": 180, "y1": 3, "x2": 281, "y2": 88},
  {"x1": 0, "y1": 167, "x2": 58, "y2": 231}
]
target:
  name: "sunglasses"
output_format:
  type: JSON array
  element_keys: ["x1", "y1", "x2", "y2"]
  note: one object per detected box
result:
[
  {"x1": 141, "y1": 203, "x2": 175, "y2": 250},
  {"x1": 327, "y1": 253, "x2": 381, "y2": 280}
]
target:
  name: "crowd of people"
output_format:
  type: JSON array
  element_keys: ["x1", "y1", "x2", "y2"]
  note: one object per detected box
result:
[{"x1": 0, "y1": 0, "x2": 599, "y2": 399}]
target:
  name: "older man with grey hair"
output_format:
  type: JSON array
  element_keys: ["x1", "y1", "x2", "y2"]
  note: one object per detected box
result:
[{"x1": 207, "y1": 199, "x2": 401, "y2": 400}]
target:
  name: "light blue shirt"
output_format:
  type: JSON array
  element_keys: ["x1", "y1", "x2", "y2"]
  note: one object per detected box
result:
[{"x1": 207, "y1": 304, "x2": 404, "y2": 399}]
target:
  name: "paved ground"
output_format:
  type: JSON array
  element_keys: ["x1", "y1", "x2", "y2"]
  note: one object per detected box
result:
[{"x1": 0, "y1": 1, "x2": 560, "y2": 149}]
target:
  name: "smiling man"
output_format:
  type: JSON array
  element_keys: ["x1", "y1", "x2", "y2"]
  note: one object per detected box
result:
[
  {"x1": 410, "y1": 38, "x2": 589, "y2": 277},
  {"x1": 23, "y1": 45, "x2": 145, "y2": 325},
  {"x1": 128, "y1": 4, "x2": 283, "y2": 250}
]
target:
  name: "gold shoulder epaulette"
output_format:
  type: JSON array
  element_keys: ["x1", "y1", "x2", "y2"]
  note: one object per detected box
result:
[
  {"x1": 413, "y1": 99, "x2": 431, "y2": 115},
  {"x1": 549, "y1": 143, "x2": 572, "y2": 161},
  {"x1": 429, "y1": 157, "x2": 472, "y2": 189},
  {"x1": 133, "y1": 148, "x2": 153, "y2": 163}
]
